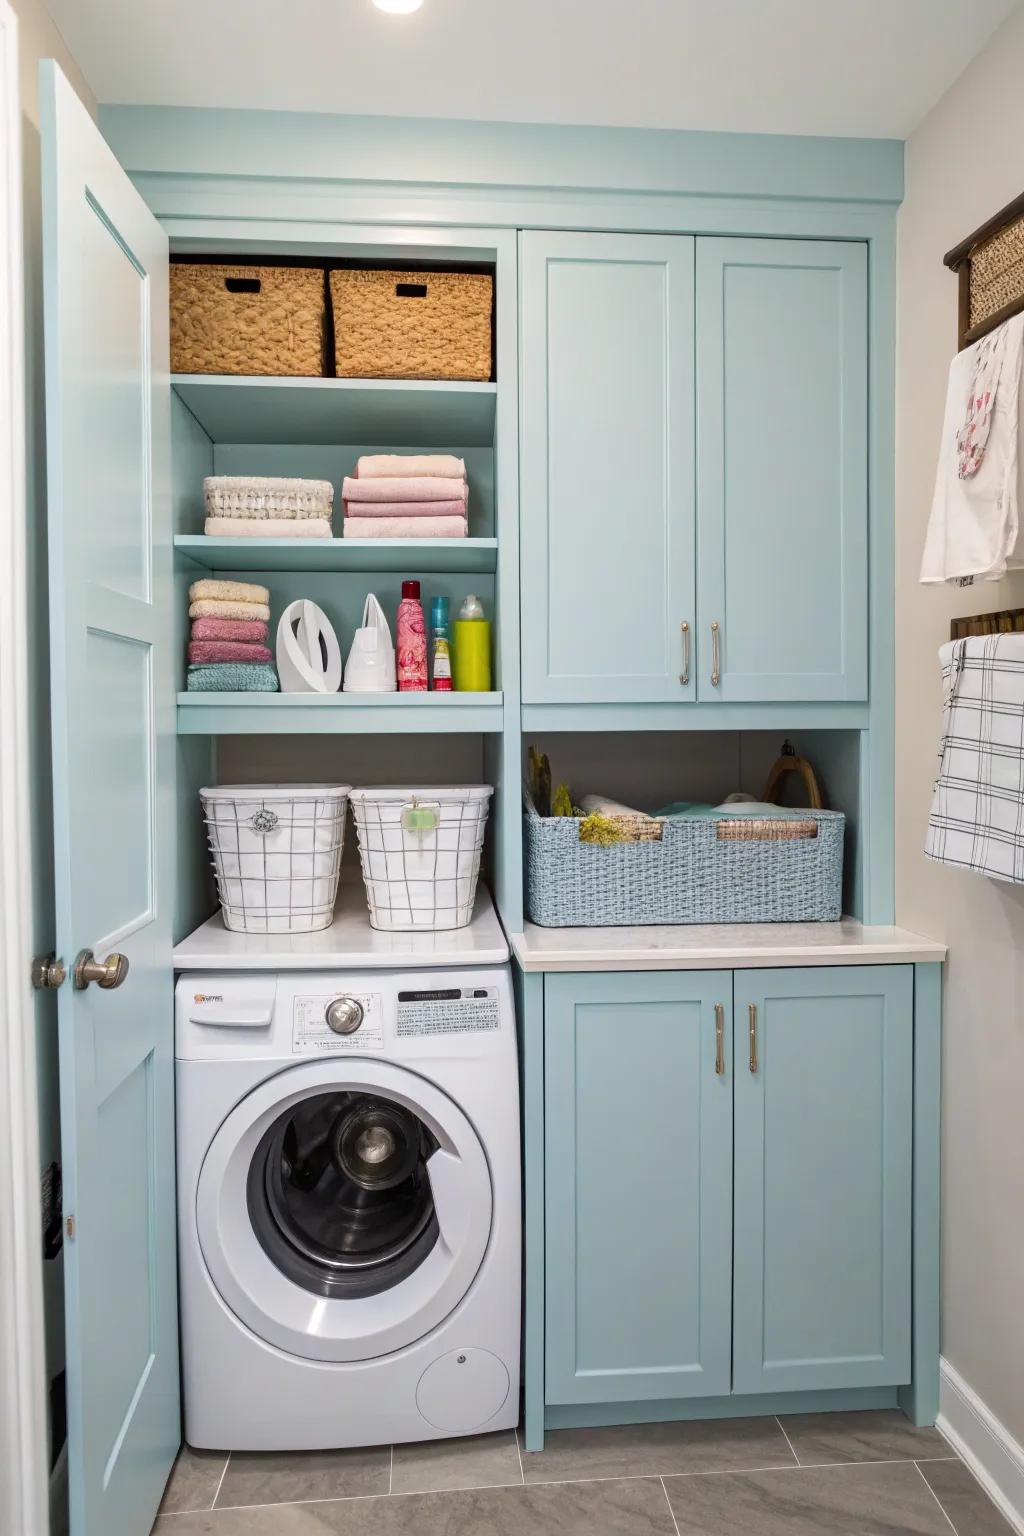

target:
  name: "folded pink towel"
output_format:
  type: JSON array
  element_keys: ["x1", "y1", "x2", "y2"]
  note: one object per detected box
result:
[
  {"x1": 188, "y1": 640, "x2": 274, "y2": 664},
  {"x1": 341, "y1": 476, "x2": 466, "y2": 504},
  {"x1": 204, "y1": 516, "x2": 333, "y2": 539},
  {"x1": 355, "y1": 453, "x2": 466, "y2": 480},
  {"x1": 191, "y1": 616, "x2": 269, "y2": 643},
  {"x1": 341, "y1": 499, "x2": 468, "y2": 520},
  {"x1": 343, "y1": 515, "x2": 468, "y2": 540}
]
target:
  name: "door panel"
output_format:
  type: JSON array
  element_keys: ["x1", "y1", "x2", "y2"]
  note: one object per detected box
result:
[
  {"x1": 544, "y1": 972, "x2": 732, "y2": 1404},
  {"x1": 520, "y1": 231, "x2": 696, "y2": 703},
  {"x1": 41, "y1": 62, "x2": 177, "y2": 1536},
  {"x1": 733, "y1": 967, "x2": 913, "y2": 1394},
  {"x1": 696, "y1": 238, "x2": 868, "y2": 701}
]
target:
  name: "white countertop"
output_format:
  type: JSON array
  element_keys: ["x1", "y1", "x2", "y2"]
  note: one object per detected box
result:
[
  {"x1": 508, "y1": 917, "x2": 947, "y2": 972},
  {"x1": 173, "y1": 882, "x2": 509, "y2": 971}
]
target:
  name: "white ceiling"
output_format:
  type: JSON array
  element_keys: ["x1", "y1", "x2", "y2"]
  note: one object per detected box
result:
[{"x1": 49, "y1": 0, "x2": 1019, "y2": 139}]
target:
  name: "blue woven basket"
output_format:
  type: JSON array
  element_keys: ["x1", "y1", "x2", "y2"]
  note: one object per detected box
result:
[{"x1": 524, "y1": 797, "x2": 844, "y2": 927}]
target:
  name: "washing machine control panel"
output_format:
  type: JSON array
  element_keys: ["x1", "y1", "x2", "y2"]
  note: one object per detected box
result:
[{"x1": 292, "y1": 993, "x2": 384, "y2": 1053}]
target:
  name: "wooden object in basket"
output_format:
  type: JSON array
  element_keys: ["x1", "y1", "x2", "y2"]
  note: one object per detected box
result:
[
  {"x1": 944, "y1": 192, "x2": 1024, "y2": 351},
  {"x1": 715, "y1": 818, "x2": 818, "y2": 842},
  {"x1": 171, "y1": 264, "x2": 326, "y2": 376},
  {"x1": 762, "y1": 739, "x2": 825, "y2": 810},
  {"x1": 950, "y1": 606, "x2": 1024, "y2": 641},
  {"x1": 330, "y1": 269, "x2": 493, "y2": 381}
]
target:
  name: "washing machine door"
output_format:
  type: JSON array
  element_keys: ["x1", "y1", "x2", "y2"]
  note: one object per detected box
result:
[{"x1": 195, "y1": 1059, "x2": 492, "y2": 1362}]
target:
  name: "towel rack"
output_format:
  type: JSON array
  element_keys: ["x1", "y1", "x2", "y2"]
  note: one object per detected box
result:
[{"x1": 950, "y1": 607, "x2": 1024, "y2": 641}]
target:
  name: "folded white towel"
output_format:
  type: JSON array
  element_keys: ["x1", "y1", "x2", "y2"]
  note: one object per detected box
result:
[
  {"x1": 921, "y1": 314, "x2": 1024, "y2": 584},
  {"x1": 188, "y1": 578, "x2": 269, "y2": 605},
  {"x1": 355, "y1": 453, "x2": 466, "y2": 480},
  {"x1": 204, "y1": 517, "x2": 333, "y2": 539},
  {"x1": 189, "y1": 598, "x2": 272, "y2": 622}
]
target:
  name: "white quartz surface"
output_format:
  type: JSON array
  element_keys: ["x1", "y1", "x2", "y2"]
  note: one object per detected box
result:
[
  {"x1": 509, "y1": 917, "x2": 946, "y2": 972},
  {"x1": 174, "y1": 882, "x2": 509, "y2": 971}
]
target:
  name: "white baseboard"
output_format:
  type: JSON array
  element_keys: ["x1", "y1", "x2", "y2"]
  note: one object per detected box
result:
[{"x1": 937, "y1": 1357, "x2": 1024, "y2": 1536}]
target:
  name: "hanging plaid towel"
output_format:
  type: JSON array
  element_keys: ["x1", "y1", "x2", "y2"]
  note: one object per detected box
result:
[{"x1": 925, "y1": 634, "x2": 1024, "y2": 882}]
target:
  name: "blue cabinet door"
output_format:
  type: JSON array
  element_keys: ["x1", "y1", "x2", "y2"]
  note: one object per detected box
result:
[
  {"x1": 732, "y1": 966, "x2": 913, "y2": 1394},
  {"x1": 520, "y1": 231, "x2": 696, "y2": 704},
  {"x1": 41, "y1": 63, "x2": 179, "y2": 1536},
  {"x1": 544, "y1": 972, "x2": 733, "y2": 1404},
  {"x1": 696, "y1": 238, "x2": 868, "y2": 702}
]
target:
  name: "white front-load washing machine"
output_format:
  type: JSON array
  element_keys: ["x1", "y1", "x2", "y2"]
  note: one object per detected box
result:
[{"x1": 175, "y1": 965, "x2": 520, "y2": 1449}]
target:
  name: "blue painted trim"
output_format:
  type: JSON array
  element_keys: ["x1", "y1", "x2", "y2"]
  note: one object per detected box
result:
[
  {"x1": 898, "y1": 962, "x2": 943, "y2": 1427},
  {"x1": 544, "y1": 1386, "x2": 898, "y2": 1434},
  {"x1": 176, "y1": 693, "x2": 503, "y2": 734},
  {"x1": 98, "y1": 105, "x2": 903, "y2": 205},
  {"x1": 515, "y1": 965, "x2": 546, "y2": 1453},
  {"x1": 522, "y1": 701, "x2": 870, "y2": 732}
]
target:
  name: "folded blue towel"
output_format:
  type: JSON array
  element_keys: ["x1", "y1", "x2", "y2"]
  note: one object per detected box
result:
[{"x1": 186, "y1": 663, "x2": 279, "y2": 693}]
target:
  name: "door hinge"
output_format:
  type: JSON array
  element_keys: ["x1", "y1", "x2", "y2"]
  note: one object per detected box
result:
[
  {"x1": 65, "y1": 1215, "x2": 75, "y2": 1241},
  {"x1": 32, "y1": 954, "x2": 66, "y2": 990}
]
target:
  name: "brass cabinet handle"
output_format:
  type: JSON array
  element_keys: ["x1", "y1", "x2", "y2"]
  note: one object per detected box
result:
[
  {"x1": 73, "y1": 949, "x2": 130, "y2": 991},
  {"x1": 749, "y1": 1002, "x2": 758, "y2": 1073},
  {"x1": 679, "y1": 621, "x2": 690, "y2": 686},
  {"x1": 710, "y1": 621, "x2": 721, "y2": 687},
  {"x1": 715, "y1": 1003, "x2": 725, "y2": 1075}
]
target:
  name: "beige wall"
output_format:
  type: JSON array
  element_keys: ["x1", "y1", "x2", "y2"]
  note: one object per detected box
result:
[
  {"x1": 897, "y1": 1, "x2": 1024, "y2": 1447},
  {"x1": 10, "y1": 0, "x2": 95, "y2": 1458}
]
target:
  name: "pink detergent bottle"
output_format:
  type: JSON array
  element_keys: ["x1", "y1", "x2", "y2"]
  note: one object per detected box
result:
[{"x1": 396, "y1": 579, "x2": 427, "y2": 691}]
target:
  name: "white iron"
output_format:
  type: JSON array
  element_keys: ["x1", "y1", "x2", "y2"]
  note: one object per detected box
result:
[
  {"x1": 276, "y1": 600, "x2": 343, "y2": 693},
  {"x1": 343, "y1": 593, "x2": 397, "y2": 692}
]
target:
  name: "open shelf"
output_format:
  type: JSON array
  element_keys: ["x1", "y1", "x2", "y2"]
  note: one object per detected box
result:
[
  {"x1": 172, "y1": 375, "x2": 497, "y2": 447},
  {"x1": 177, "y1": 690, "x2": 504, "y2": 735},
  {"x1": 175, "y1": 535, "x2": 498, "y2": 575}
]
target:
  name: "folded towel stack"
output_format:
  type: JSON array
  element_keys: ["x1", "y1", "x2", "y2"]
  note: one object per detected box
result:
[
  {"x1": 186, "y1": 579, "x2": 279, "y2": 692},
  {"x1": 203, "y1": 476, "x2": 334, "y2": 540},
  {"x1": 342, "y1": 454, "x2": 469, "y2": 539}
]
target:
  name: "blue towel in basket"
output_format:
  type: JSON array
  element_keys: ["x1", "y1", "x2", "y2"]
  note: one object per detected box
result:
[{"x1": 186, "y1": 662, "x2": 279, "y2": 693}]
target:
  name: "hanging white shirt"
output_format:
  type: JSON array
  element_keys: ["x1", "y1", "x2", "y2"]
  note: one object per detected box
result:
[{"x1": 920, "y1": 312, "x2": 1024, "y2": 585}]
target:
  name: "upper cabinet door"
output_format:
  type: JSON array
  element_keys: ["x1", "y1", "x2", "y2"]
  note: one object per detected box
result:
[
  {"x1": 520, "y1": 231, "x2": 696, "y2": 703},
  {"x1": 41, "y1": 63, "x2": 178, "y2": 1536},
  {"x1": 732, "y1": 966, "x2": 913, "y2": 1395},
  {"x1": 544, "y1": 971, "x2": 733, "y2": 1405},
  {"x1": 696, "y1": 238, "x2": 868, "y2": 702}
]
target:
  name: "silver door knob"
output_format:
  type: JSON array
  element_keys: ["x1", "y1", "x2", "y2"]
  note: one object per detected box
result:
[
  {"x1": 73, "y1": 949, "x2": 129, "y2": 991},
  {"x1": 325, "y1": 996, "x2": 364, "y2": 1035}
]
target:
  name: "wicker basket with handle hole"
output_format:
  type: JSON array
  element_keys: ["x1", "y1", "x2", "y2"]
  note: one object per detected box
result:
[
  {"x1": 171, "y1": 264, "x2": 326, "y2": 377},
  {"x1": 330, "y1": 269, "x2": 493, "y2": 381}
]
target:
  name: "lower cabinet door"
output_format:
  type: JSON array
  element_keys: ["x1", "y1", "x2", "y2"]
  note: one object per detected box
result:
[
  {"x1": 544, "y1": 971, "x2": 733, "y2": 1405},
  {"x1": 732, "y1": 966, "x2": 913, "y2": 1394}
]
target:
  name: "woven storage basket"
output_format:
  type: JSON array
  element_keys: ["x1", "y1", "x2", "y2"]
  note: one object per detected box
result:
[
  {"x1": 330, "y1": 269, "x2": 493, "y2": 381},
  {"x1": 171, "y1": 264, "x2": 326, "y2": 377},
  {"x1": 524, "y1": 797, "x2": 844, "y2": 927},
  {"x1": 967, "y1": 213, "x2": 1024, "y2": 331},
  {"x1": 203, "y1": 476, "x2": 334, "y2": 520}
]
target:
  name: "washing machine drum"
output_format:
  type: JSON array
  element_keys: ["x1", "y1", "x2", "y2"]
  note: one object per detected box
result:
[
  {"x1": 196, "y1": 1060, "x2": 493, "y2": 1363},
  {"x1": 248, "y1": 1091, "x2": 440, "y2": 1299}
]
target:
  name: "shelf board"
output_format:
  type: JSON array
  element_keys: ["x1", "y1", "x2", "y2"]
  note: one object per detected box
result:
[
  {"x1": 172, "y1": 374, "x2": 497, "y2": 447},
  {"x1": 175, "y1": 535, "x2": 498, "y2": 575},
  {"x1": 177, "y1": 690, "x2": 503, "y2": 735}
]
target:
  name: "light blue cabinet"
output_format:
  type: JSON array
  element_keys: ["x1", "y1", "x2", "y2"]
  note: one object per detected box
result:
[
  {"x1": 543, "y1": 971, "x2": 733, "y2": 1404},
  {"x1": 696, "y1": 238, "x2": 868, "y2": 701},
  {"x1": 541, "y1": 965, "x2": 913, "y2": 1413},
  {"x1": 519, "y1": 231, "x2": 869, "y2": 708},
  {"x1": 520, "y1": 231, "x2": 697, "y2": 704},
  {"x1": 732, "y1": 966, "x2": 913, "y2": 1392}
]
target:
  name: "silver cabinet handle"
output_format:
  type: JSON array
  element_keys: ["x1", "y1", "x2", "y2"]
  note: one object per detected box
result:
[
  {"x1": 710, "y1": 621, "x2": 721, "y2": 687},
  {"x1": 679, "y1": 621, "x2": 690, "y2": 686},
  {"x1": 749, "y1": 1003, "x2": 758, "y2": 1073},
  {"x1": 715, "y1": 1003, "x2": 726, "y2": 1075}
]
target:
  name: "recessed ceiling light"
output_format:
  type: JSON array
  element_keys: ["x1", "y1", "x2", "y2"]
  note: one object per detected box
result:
[{"x1": 372, "y1": 0, "x2": 423, "y2": 12}]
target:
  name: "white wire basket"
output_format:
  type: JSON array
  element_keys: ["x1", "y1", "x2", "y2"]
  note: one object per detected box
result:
[
  {"x1": 349, "y1": 786, "x2": 492, "y2": 932},
  {"x1": 201, "y1": 784, "x2": 351, "y2": 933}
]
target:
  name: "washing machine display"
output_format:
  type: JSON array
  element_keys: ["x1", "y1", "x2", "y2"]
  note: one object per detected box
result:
[{"x1": 247, "y1": 1088, "x2": 440, "y2": 1299}]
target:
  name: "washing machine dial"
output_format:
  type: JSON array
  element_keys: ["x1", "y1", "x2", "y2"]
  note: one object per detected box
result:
[{"x1": 325, "y1": 996, "x2": 364, "y2": 1035}]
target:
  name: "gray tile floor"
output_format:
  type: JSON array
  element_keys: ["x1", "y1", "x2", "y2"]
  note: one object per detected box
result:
[{"x1": 153, "y1": 1409, "x2": 1013, "y2": 1534}]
